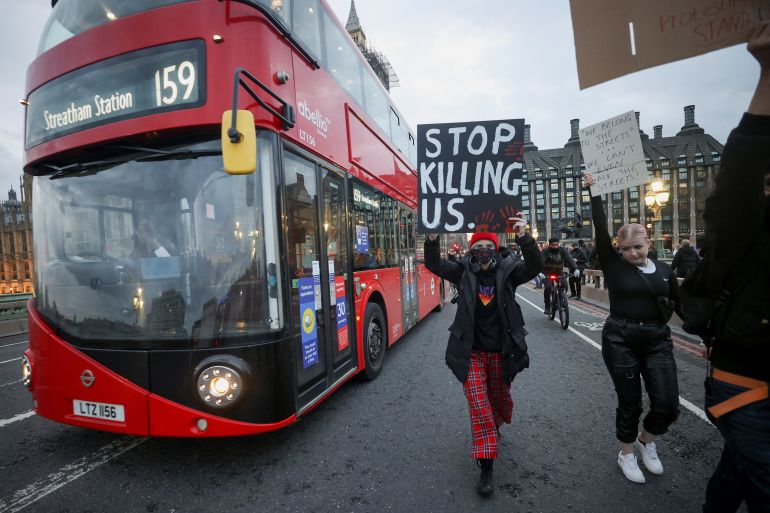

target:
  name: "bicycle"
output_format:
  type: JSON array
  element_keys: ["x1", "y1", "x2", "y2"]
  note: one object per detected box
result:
[{"x1": 546, "y1": 272, "x2": 570, "y2": 329}]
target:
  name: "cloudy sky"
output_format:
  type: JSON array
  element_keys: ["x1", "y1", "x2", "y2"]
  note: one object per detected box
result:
[{"x1": 0, "y1": 0, "x2": 759, "y2": 201}]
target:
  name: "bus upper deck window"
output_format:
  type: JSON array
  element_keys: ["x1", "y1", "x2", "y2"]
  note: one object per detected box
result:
[{"x1": 38, "y1": 0, "x2": 194, "y2": 56}]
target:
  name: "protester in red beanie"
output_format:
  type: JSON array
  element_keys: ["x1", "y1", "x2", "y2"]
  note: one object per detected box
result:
[{"x1": 424, "y1": 214, "x2": 542, "y2": 495}]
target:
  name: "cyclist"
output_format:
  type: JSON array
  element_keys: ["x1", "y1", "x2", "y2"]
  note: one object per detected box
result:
[
  {"x1": 584, "y1": 173, "x2": 682, "y2": 484},
  {"x1": 540, "y1": 238, "x2": 579, "y2": 314}
]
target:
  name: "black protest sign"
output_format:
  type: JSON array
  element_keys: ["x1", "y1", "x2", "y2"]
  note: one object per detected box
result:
[{"x1": 417, "y1": 119, "x2": 525, "y2": 234}]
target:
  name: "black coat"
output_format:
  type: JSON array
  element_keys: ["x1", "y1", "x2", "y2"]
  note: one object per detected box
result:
[
  {"x1": 671, "y1": 246, "x2": 700, "y2": 278},
  {"x1": 425, "y1": 234, "x2": 543, "y2": 384},
  {"x1": 541, "y1": 246, "x2": 577, "y2": 274},
  {"x1": 699, "y1": 113, "x2": 770, "y2": 381}
]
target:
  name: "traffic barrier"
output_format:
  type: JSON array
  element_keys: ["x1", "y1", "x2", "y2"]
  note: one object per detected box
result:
[{"x1": 0, "y1": 293, "x2": 31, "y2": 335}]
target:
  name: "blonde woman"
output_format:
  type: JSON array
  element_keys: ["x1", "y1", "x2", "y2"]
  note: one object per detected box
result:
[{"x1": 583, "y1": 173, "x2": 682, "y2": 484}]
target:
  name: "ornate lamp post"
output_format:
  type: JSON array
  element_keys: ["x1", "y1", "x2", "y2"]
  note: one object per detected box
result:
[{"x1": 644, "y1": 180, "x2": 670, "y2": 254}]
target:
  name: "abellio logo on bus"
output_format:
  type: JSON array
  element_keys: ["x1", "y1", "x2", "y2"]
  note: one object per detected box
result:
[{"x1": 297, "y1": 99, "x2": 331, "y2": 138}]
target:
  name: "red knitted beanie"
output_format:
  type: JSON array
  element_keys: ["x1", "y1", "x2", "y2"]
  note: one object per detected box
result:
[{"x1": 469, "y1": 232, "x2": 499, "y2": 249}]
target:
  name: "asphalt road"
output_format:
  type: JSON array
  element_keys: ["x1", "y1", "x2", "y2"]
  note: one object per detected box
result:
[{"x1": 0, "y1": 286, "x2": 735, "y2": 513}]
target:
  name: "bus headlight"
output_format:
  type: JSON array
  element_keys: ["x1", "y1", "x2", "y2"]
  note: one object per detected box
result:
[
  {"x1": 21, "y1": 355, "x2": 32, "y2": 389},
  {"x1": 196, "y1": 365, "x2": 242, "y2": 408}
]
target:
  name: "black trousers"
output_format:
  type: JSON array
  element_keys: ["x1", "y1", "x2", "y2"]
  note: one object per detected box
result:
[
  {"x1": 601, "y1": 316, "x2": 680, "y2": 444},
  {"x1": 569, "y1": 269, "x2": 582, "y2": 296}
]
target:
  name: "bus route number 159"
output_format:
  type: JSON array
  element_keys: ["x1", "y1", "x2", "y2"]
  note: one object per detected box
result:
[{"x1": 154, "y1": 61, "x2": 196, "y2": 107}]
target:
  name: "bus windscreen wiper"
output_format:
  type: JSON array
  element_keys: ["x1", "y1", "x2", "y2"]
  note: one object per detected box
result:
[{"x1": 45, "y1": 146, "x2": 220, "y2": 180}]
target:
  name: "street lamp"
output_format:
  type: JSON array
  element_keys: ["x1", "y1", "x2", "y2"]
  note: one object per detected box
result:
[{"x1": 644, "y1": 180, "x2": 670, "y2": 255}]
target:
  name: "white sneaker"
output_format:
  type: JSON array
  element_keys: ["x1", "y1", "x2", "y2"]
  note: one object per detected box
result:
[
  {"x1": 617, "y1": 451, "x2": 645, "y2": 483},
  {"x1": 634, "y1": 437, "x2": 664, "y2": 475}
]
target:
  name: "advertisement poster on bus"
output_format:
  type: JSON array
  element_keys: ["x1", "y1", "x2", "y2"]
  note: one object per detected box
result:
[
  {"x1": 335, "y1": 276, "x2": 349, "y2": 351},
  {"x1": 355, "y1": 225, "x2": 369, "y2": 253},
  {"x1": 570, "y1": 0, "x2": 770, "y2": 89},
  {"x1": 578, "y1": 111, "x2": 649, "y2": 196},
  {"x1": 417, "y1": 119, "x2": 525, "y2": 234},
  {"x1": 298, "y1": 277, "x2": 319, "y2": 368}
]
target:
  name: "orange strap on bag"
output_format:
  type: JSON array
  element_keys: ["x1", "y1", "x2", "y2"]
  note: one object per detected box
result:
[{"x1": 708, "y1": 368, "x2": 769, "y2": 419}]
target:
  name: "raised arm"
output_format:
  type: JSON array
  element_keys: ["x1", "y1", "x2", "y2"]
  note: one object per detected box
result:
[
  {"x1": 703, "y1": 22, "x2": 770, "y2": 280},
  {"x1": 583, "y1": 173, "x2": 619, "y2": 272},
  {"x1": 424, "y1": 236, "x2": 464, "y2": 284}
]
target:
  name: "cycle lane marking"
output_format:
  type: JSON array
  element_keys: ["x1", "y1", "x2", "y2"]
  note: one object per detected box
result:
[{"x1": 515, "y1": 292, "x2": 713, "y2": 426}]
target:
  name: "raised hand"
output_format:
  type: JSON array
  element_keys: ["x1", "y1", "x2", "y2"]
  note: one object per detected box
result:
[
  {"x1": 508, "y1": 212, "x2": 527, "y2": 235},
  {"x1": 582, "y1": 172, "x2": 596, "y2": 188},
  {"x1": 748, "y1": 21, "x2": 770, "y2": 116}
]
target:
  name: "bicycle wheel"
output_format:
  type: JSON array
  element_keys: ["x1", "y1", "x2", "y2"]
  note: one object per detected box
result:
[
  {"x1": 558, "y1": 289, "x2": 569, "y2": 329},
  {"x1": 548, "y1": 288, "x2": 557, "y2": 320}
]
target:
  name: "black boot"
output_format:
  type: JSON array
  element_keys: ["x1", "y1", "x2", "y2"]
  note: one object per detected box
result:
[{"x1": 476, "y1": 458, "x2": 494, "y2": 495}]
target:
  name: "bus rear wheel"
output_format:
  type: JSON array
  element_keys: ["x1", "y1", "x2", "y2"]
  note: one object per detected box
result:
[{"x1": 361, "y1": 303, "x2": 386, "y2": 381}]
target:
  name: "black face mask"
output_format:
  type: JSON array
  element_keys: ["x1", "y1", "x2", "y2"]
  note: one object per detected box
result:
[
  {"x1": 549, "y1": 247, "x2": 559, "y2": 253},
  {"x1": 472, "y1": 247, "x2": 495, "y2": 265}
]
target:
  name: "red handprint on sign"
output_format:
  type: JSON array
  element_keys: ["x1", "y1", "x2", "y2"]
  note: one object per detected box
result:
[
  {"x1": 500, "y1": 206, "x2": 521, "y2": 233},
  {"x1": 503, "y1": 141, "x2": 525, "y2": 160},
  {"x1": 474, "y1": 210, "x2": 495, "y2": 232}
]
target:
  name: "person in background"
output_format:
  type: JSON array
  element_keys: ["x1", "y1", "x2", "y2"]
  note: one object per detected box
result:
[
  {"x1": 569, "y1": 242, "x2": 588, "y2": 299},
  {"x1": 540, "y1": 238, "x2": 579, "y2": 314},
  {"x1": 424, "y1": 214, "x2": 542, "y2": 496},
  {"x1": 133, "y1": 220, "x2": 173, "y2": 258},
  {"x1": 647, "y1": 241, "x2": 658, "y2": 261},
  {"x1": 508, "y1": 242, "x2": 522, "y2": 262},
  {"x1": 701, "y1": 22, "x2": 770, "y2": 513},
  {"x1": 584, "y1": 172, "x2": 682, "y2": 485},
  {"x1": 670, "y1": 239, "x2": 700, "y2": 279},
  {"x1": 586, "y1": 241, "x2": 600, "y2": 270}
]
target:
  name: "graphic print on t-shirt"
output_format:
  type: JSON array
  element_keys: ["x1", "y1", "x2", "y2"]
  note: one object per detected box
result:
[{"x1": 478, "y1": 284, "x2": 495, "y2": 306}]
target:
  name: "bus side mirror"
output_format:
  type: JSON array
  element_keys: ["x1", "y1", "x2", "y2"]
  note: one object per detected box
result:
[{"x1": 221, "y1": 110, "x2": 257, "y2": 175}]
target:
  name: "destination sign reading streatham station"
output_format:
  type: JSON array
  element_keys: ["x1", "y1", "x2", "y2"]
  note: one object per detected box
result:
[{"x1": 25, "y1": 40, "x2": 206, "y2": 148}]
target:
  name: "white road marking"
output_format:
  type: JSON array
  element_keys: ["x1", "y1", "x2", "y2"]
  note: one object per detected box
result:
[
  {"x1": 0, "y1": 410, "x2": 35, "y2": 428},
  {"x1": 0, "y1": 341, "x2": 28, "y2": 349},
  {"x1": 0, "y1": 437, "x2": 148, "y2": 513},
  {"x1": 0, "y1": 357, "x2": 21, "y2": 365},
  {"x1": 0, "y1": 379, "x2": 22, "y2": 388},
  {"x1": 573, "y1": 321, "x2": 605, "y2": 331},
  {"x1": 516, "y1": 292, "x2": 714, "y2": 427}
]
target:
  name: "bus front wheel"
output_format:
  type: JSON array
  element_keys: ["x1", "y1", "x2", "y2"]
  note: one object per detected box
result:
[{"x1": 361, "y1": 303, "x2": 386, "y2": 381}]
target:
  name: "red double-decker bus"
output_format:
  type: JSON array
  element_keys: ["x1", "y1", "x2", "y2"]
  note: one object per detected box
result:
[{"x1": 21, "y1": 0, "x2": 448, "y2": 437}]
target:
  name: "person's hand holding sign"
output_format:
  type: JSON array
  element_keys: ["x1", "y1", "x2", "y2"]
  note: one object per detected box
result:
[
  {"x1": 508, "y1": 212, "x2": 527, "y2": 235},
  {"x1": 582, "y1": 172, "x2": 596, "y2": 189}
]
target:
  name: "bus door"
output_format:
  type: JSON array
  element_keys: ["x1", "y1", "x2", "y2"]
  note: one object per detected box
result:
[
  {"x1": 283, "y1": 152, "x2": 356, "y2": 412},
  {"x1": 399, "y1": 208, "x2": 418, "y2": 332}
]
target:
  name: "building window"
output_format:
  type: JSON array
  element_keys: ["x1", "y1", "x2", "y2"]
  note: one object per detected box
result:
[
  {"x1": 711, "y1": 152, "x2": 721, "y2": 162},
  {"x1": 535, "y1": 182, "x2": 544, "y2": 192},
  {"x1": 678, "y1": 155, "x2": 686, "y2": 165},
  {"x1": 694, "y1": 153, "x2": 704, "y2": 164},
  {"x1": 678, "y1": 169, "x2": 688, "y2": 181},
  {"x1": 565, "y1": 179, "x2": 574, "y2": 190}
]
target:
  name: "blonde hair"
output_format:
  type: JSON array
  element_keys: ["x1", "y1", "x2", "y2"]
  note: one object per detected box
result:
[{"x1": 616, "y1": 223, "x2": 648, "y2": 244}]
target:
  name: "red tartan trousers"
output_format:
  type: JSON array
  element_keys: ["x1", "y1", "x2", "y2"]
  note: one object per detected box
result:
[{"x1": 463, "y1": 350, "x2": 514, "y2": 460}]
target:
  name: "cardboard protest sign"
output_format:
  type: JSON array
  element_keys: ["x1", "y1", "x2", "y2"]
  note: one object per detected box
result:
[
  {"x1": 579, "y1": 111, "x2": 650, "y2": 196},
  {"x1": 417, "y1": 119, "x2": 525, "y2": 234},
  {"x1": 570, "y1": 0, "x2": 770, "y2": 89}
]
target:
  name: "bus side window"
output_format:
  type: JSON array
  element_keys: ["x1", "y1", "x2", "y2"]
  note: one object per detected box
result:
[{"x1": 292, "y1": 0, "x2": 322, "y2": 61}]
